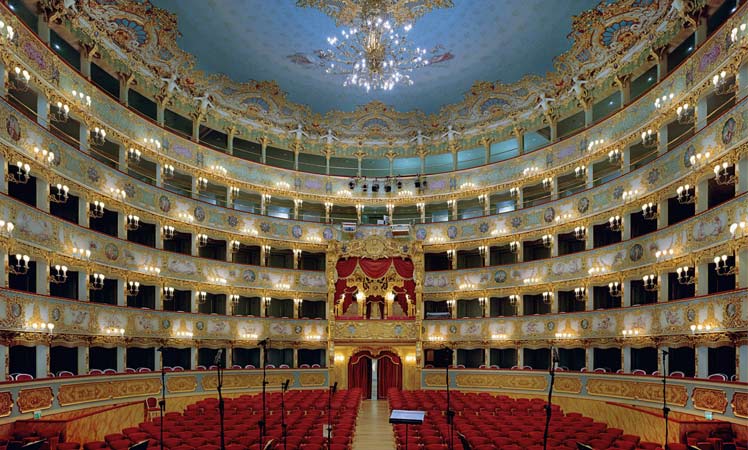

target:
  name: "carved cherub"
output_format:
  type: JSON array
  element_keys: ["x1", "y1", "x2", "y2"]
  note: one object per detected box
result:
[
  {"x1": 535, "y1": 92, "x2": 555, "y2": 115},
  {"x1": 409, "y1": 129, "x2": 431, "y2": 146},
  {"x1": 571, "y1": 75, "x2": 589, "y2": 100},
  {"x1": 319, "y1": 128, "x2": 339, "y2": 145},
  {"x1": 160, "y1": 72, "x2": 181, "y2": 97},
  {"x1": 289, "y1": 123, "x2": 309, "y2": 141},
  {"x1": 440, "y1": 125, "x2": 461, "y2": 142},
  {"x1": 670, "y1": 0, "x2": 697, "y2": 28},
  {"x1": 194, "y1": 93, "x2": 214, "y2": 116}
]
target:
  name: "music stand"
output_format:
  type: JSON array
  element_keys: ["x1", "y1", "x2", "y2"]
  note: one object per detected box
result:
[
  {"x1": 262, "y1": 439, "x2": 275, "y2": 450},
  {"x1": 129, "y1": 440, "x2": 150, "y2": 450},
  {"x1": 576, "y1": 444, "x2": 594, "y2": 450},
  {"x1": 389, "y1": 409, "x2": 425, "y2": 450},
  {"x1": 458, "y1": 432, "x2": 472, "y2": 450},
  {"x1": 20, "y1": 441, "x2": 45, "y2": 450}
]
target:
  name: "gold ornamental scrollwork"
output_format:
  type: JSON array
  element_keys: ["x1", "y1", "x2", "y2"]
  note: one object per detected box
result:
[
  {"x1": 330, "y1": 235, "x2": 417, "y2": 260},
  {"x1": 344, "y1": 265, "x2": 406, "y2": 298}
]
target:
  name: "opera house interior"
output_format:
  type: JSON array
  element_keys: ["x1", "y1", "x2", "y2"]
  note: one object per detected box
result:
[{"x1": 0, "y1": 0, "x2": 745, "y2": 449}]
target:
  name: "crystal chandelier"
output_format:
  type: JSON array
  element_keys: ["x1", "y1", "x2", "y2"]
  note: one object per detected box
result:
[{"x1": 321, "y1": 0, "x2": 429, "y2": 91}]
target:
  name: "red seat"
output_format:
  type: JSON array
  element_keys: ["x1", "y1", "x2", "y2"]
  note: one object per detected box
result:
[{"x1": 57, "y1": 444, "x2": 81, "y2": 450}]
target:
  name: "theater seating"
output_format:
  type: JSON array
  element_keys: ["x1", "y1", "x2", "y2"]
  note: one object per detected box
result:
[{"x1": 82, "y1": 389, "x2": 361, "y2": 450}]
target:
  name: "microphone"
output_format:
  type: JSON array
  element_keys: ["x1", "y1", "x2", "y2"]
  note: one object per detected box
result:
[
  {"x1": 258, "y1": 338, "x2": 270, "y2": 347},
  {"x1": 549, "y1": 347, "x2": 559, "y2": 374},
  {"x1": 213, "y1": 349, "x2": 223, "y2": 366},
  {"x1": 331, "y1": 381, "x2": 338, "y2": 394},
  {"x1": 552, "y1": 347, "x2": 560, "y2": 364},
  {"x1": 283, "y1": 379, "x2": 290, "y2": 391},
  {"x1": 661, "y1": 349, "x2": 669, "y2": 356}
]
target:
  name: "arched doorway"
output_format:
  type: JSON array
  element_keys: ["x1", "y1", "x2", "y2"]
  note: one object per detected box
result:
[{"x1": 347, "y1": 350, "x2": 403, "y2": 399}]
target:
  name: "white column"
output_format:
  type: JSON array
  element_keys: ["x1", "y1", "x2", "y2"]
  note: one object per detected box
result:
[
  {"x1": 585, "y1": 293, "x2": 594, "y2": 311},
  {"x1": 78, "y1": 194, "x2": 89, "y2": 227},
  {"x1": 657, "y1": 200, "x2": 669, "y2": 229},
  {"x1": 550, "y1": 177, "x2": 558, "y2": 201},
  {"x1": 656, "y1": 51, "x2": 668, "y2": 82},
  {"x1": 585, "y1": 348, "x2": 594, "y2": 371},
  {"x1": 154, "y1": 348, "x2": 162, "y2": 371},
  {"x1": 738, "y1": 62, "x2": 748, "y2": 100},
  {"x1": 658, "y1": 274, "x2": 670, "y2": 303},
  {"x1": 0, "y1": 345, "x2": 7, "y2": 380},
  {"x1": 0, "y1": 152, "x2": 6, "y2": 194},
  {"x1": 80, "y1": 123, "x2": 89, "y2": 153},
  {"x1": 155, "y1": 225, "x2": 163, "y2": 250},
  {"x1": 37, "y1": 95, "x2": 49, "y2": 128},
  {"x1": 737, "y1": 154, "x2": 748, "y2": 195},
  {"x1": 695, "y1": 177, "x2": 709, "y2": 214},
  {"x1": 586, "y1": 164, "x2": 594, "y2": 189},
  {"x1": 0, "y1": 249, "x2": 7, "y2": 288},
  {"x1": 657, "y1": 124, "x2": 668, "y2": 155},
  {"x1": 737, "y1": 248, "x2": 748, "y2": 289},
  {"x1": 516, "y1": 348, "x2": 524, "y2": 368},
  {"x1": 154, "y1": 286, "x2": 163, "y2": 310},
  {"x1": 695, "y1": 346, "x2": 709, "y2": 378},
  {"x1": 190, "y1": 291, "x2": 198, "y2": 314},
  {"x1": 37, "y1": 20, "x2": 50, "y2": 43},
  {"x1": 36, "y1": 257, "x2": 50, "y2": 295},
  {"x1": 585, "y1": 227, "x2": 594, "y2": 250},
  {"x1": 584, "y1": 107, "x2": 593, "y2": 127},
  {"x1": 36, "y1": 345, "x2": 50, "y2": 379},
  {"x1": 658, "y1": 347, "x2": 668, "y2": 374},
  {"x1": 621, "y1": 217, "x2": 631, "y2": 240},
  {"x1": 117, "y1": 144, "x2": 127, "y2": 172},
  {"x1": 738, "y1": 344, "x2": 748, "y2": 382},
  {"x1": 191, "y1": 177, "x2": 199, "y2": 200},
  {"x1": 190, "y1": 347, "x2": 198, "y2": 370},
  {"x1": 36, "y1": 177, "x2": 49, "y2": 213},
  {"x1": 696, "y1": 262, "x2": 709, "y2": 296},
  {"x1": 116, "y1": 279, "x2": 125, "y2": 306},
  {"x1": 155, "y1": 163, "x2": 164, "y2": 188},
  {"x1": 77, "y1": 346, "x2": 88, "y2": 375},
  {"x1": 0, "y1": 60, "x2": 7, "y2": 98},
  {"x1": 117, "y1": 212, "x2": 127, "y2": 240},
  {"x1": 622, "y1": 346, "x2": 631, "y2": 373},
  {"x1": 621, "y1": 145, "x2": 631, "y2": 174},
  {"x1": 550, "y1": 291, "x2": 559, "y2": 313},
  {"x1": 116, "y1": 347, "x2": 126, "y2": 373},
  {"x1": 77, "y1": 272, "x2": 88, "y2": 301},
  {"x1": 696, "y1": 95, "x2": 708, "y2": 130},
  {"x1": 695, "y1": 17, "x2": 708, "y2": 46},
  {"x1": 622, "y1": 280, "x2": 632, "y2": 307}
]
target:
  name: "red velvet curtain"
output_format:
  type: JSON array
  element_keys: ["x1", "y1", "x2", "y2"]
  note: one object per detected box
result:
[
  {"x1": 348, "y1": 353, "x2": 372, "y2": 399},
  {"x1": 376, "y1": 351, "x2": 402, "y2": 399},
  {"x1": 335, "y1": 257, "x2": 415, "y2": 315}
]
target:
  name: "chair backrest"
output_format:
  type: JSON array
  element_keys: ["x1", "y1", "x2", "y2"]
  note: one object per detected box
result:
[
  {"x1": 58, "y1": 371, "x2": 74, "y2": 377},
  {"x1": 632, "y1": 369, "x2": 647, "y2": 375},
  {"x1": 669, "y1": 371, "x2": 685, "y2": 377},
  {"x1": 208, "y1": 365, "x2": 218, "y2": 370},
  {"x1": 593, "y1": 368, "x2": 607, "y2": 373},
  {"x1": 138, "y1": 367, "x2": 151, "y2": 373},
  {"x1": 197, "y1": 365, "x2": 207, "y2": 370},
  {"x1": 279, "y1": 364, "x2": 289, "y2": 369},
  {"x1": 14, "y1": 373, "x2": 33, "y2": 381},
  {"x1": 145, "y1": 397, "x2": 157, "y2": 408},
  {"x1": 231, "y1": 365, "x2": 242, "y2": 369},
  {"x1": 311, "y1": 363, "x2": 321, "y2": 368},
  {"x1": 125, "y1": 368, "x2": 136, "y2": 373},
  {"x1": 88, "y1": 369, "x2": 103, "y2": 375},
  {"x1": 651, "y1": 370, "x2": 661, "y2": 376},
  {"x1": 103, "y1": 369, "x2": 117, "y2": 374},
  {"x1": 266, "y1": 364, "x2": 276, "y2": 368},
  {"x1": 708, "y1": 373, "x2": 727, "y2": 381},
  {"x1": 244, "y1": 364, "x2": 255, "y2": 369},
  {"x1": 299, "y1": 364, "x2": 310, "y2": 368},
  {"x1": 173, "y1": 366, "x2": 184, "y2": 371}
]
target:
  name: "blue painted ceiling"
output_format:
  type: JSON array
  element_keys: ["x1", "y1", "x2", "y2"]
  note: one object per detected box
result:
[{"x1": 151, "y1": 0, "x2": 598, "y2": 114}]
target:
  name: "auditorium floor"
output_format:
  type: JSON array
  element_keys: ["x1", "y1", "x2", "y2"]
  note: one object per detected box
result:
[{"x1": 352, "y1": 400, "x2": 396, "y2": 449}]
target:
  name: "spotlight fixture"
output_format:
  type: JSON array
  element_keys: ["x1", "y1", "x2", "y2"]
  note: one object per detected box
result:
[
  {"x1": 642, "y1": 274, "x2": 659, "y2": 291},
  {"x1": 362, "y1": 182, "x2": 368, "y2": 192},
  {"x1": 91, "y1": 127, "x2": 107, "y2": 146},
  {"x1": 49, "y1": 264, "x2": 68, "y2": 284},
  {"x1": 676, "y1": 266, "x2": 695, "y2": 285},
  {"x1": 372, "y1": 181, "x2": 379, "y2": 193},
  {"x1": 676, "y1": 184, "x2": 695, "y2": 204},
  {"x1": 9, "y1": 254, "x2": 30, "y2": 275},
  {"x1": 713, "y1": 255, "x2": 735, "y2": 276},
  {"x1": 6, "y1": 161, "x2": 30, "y2": 184},
  {"x1": 713, "y1": 162, "x2": 735, "y2": 185},
  {"x1": 89, "y1": 273, "x2": 105, "y2": 290},
  {"x1": 49, "y1": 183, "x2": 69, "y2": 203},
  {"x1": 126, "y1": 281, "x2": 140, "y2": 296},
  {"x1": 641, "y1": 202, "x2": 658, "y2": 220},
  {"x1": 348, "y1": 179, "x2": 356, "y2": 190},
  {"x1": 608, "y1": 281, "x2": 622, "y2": 297}
]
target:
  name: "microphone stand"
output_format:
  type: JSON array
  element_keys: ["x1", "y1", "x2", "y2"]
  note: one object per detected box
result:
[
  {"x1": 327, "y1": 382, "x2": 337, "y2": 447},
  {"x1": 258, "y1": 339, "x2": 269, "y2": 449},
  {"x1": 543, "y1": 347, "x2": 558, "y2": 450},
  {"x1": 216, "y1": 350, "x2": 226, "y2": 450},
  {"x1": 445, "y1": 347, "x2": 454, "y2": 450},
  {"x1": 158, "y1": 349, "x2": 166, "y2": 450},
  {"x1": 662, "y1": 350, "x2": 670, "y2": 450},
  {"x1": 281, "y1": 380, "x2": 289, "y2": 450}
]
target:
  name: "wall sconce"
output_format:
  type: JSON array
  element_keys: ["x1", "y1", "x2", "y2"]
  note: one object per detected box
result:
[
  {"x1": 478, "y1": 245, "x2": 488, "y2": 257},
  {"x1": 211, "y1": 277, "x2": 227, "y2": 285},
  {"x1": 509, "y1": 187, "x2": 520, "y2": 199},
  {"x1": 688, "y1": 150, "x2": 711, "y2": 169},
  {"x1": 125, "y1": 214, "x2": 140, "y2": 231},
  {"x1": 676, "y1": 184, "x2": 695, "y2": 204},
  {"x1": 210, "y1": 165, "x2": 227, "y2": 176},
  {"x1": 491, "y1": 334, "x2": 508, "y2": 340},
  {"x1": 294, "y1": 198, "x2": 304, "y2": 209},
  {"x1": 0, "y1": 220, "x2": 13, "y2": 242},
  {"x1": 713, "y1": 255, "x2": 735, "y2": 276},
  {"x1": 509, "y1": 241, "x2": 520, "y2": 254},
  {"x1": 71, "y1": 89, "x2": 91, "y2": 107},
  {"x1": 676, "y1": 103, "x2": 694, "y2": 124},
  {"x1": 574, "y1": 166, "x2": 586, "y2": 178},
  {"x1": 642, "y1": 274, "x2": 659, "y2": 291},
  {"x1": 90, "y1": 127, "x2": 107, "y2": 146},
  {"x1": 555, "y1": 332, "x2": 573, "y2": 339},
  {"x1": 587, "y1": 138, "x2": 605, "y2": 153},
  {"x1": 9, "y1": 254, "x2": 30, "y2": 275},
  {"x1": 175, "y1": 329, "x2": 193, "y2": 338},
  {"x1": 523, "y1": 277, "x2": 539, "y2": 285},
  {"x1": 229, "y1": 186, "x2": 240, "y2": 196},
  {"x1": 197, "y1": 291, "x2": 208, "y2": 304},
  {"x1": 478, "y1": 194, "x2": 487, "y2": 205},
  {"x1": 230, "y1": 294, "x2": 240, "y2": 305},
  {"x1": 608, "y1": 281, "x2": 622, "y2": 297},
  {"x1": 541, "y1": 234, "x2": 553, "y2": 248},
  {"x1": 607, "y1": 148, "x2": 622, "y2": 164},
  {"x1": 105, "y1": 327, "x2": 125, "y2": 336},
  {"x1": 653, "y1": 92, "x2": 674, "y2": 109},
  {"x1": 162, "y1": 225, "x2": 175, "y2": 240},
  {"x1": 126, "y1": 281, "x2": 140, "y2": 296},
  {"x1": 713, "y1": 162, "x2": 735, "y2": 185},
  {"x1": 143, "y1": 138, "x2": 162, "y2": 150},
  {"x1": 110, "y1": 187, "x2": 127, "y2": 201},
  {"x1": 293, "y1": 297, "x2": 303, "y2": 314},
  {"x1": 49, "y1": 183, "x2": 69, "y2": 203},
  {"x1": 689, "y1": 323, "x2": 715, "y2": 334},
  {"x1": 621, "y1": 328, "x2": 641, "y2": 337},
  {"x1": 541, "y1": 177, "x2": 553, "y2": 191},
  {"x1": 230, "y1": 240, "x2": 241, "y2": 253},
  {"x1": 162, "y1": 164, "x2": 175, "y2": 179},
  {"x1": 621, "y1": 189, "x2": 639, "y2": 203},
  {"x1": 262, "y1": 296, "x2": 272, "y2": 309},
  {"x1": 641, "y1": 129, "x2": 657, "y2": 148},
  {"x1": 655, "y1": 248, "x2": 674, "y2": 261},
  {"x1": 72, "y1": 246, "x2": 90, "y2": 260},
  {"x1": 143, "y1": 265, "x2": 161, "y2": 276},
  {"x1": 262, "y1": 193, "x2": 272, "y2": 204},
  {"x1": 127, "y1": 147, "x2": 141, "y2": 163},
  {"x1": 405, "y1": 354, "x2": 416, "y2": 364},
  {"x1": 10, "y1": 66, "x2": 31, "y2": 91},
  {"x1": 542, "y1": 291, "x2": 553, "y2": 304},
  {"x1": 522, "y1": 166, "x2": 539, "y2": 177},
  {"x1": 508, "y1": 294, "x2": 520, "y2": 305},
  {"x1": 676, "y1": 266, "x2": 695, "y2": 285},
  {"x1": 574, "y1": 287, "x2": 587, "y2": 301},
  {"x1": 196, "y1": 177, "x2": 209, "y2": 191},
  {"x1": 51, "y1": 101, "x2": 70, "y2": 123},
  {"x1": 262, "y1": 244, "x2": 271, "y2": 264},
  {"x1": 729, "y1": 221, "x2": 746, "y2": 238},
  {"x1": 458, "y1": 282, "x2": 476, "y2": 290},
  {"x1": 446, "y1": 249, "x2": 456, "y2": 261},
  {"x1": 293, "y1": 248, "x2": 302, "y2": 264},
  {"x1": 446, "y1": 299, "x2": 455, "y2": 312},
  {"x1": 588, "y1": 266, "x2": 606, "y2": 276},
  {"x1": 712, "y1": 70, "x2": 731, "y2": 95},
  {"x1": 29, "y1": 321, "x2": 55, "y2": 333},
  {"x1": 478, "y1": 297, "x2": 487, "y2": 312},
  {"x1": 731, "y1": 22, "x2": 747, "y2": 43},
  {"x1": 49, "y1": 264, "x2": 68, "y2": 284},
  {"x1": 574, "y1": 226, "x2": 587, "y2": 241},
  {"x1": 641, "y1": 202, "x2": 658, "y2": 220},
  {"x1": 196, "y1": 233, "x2": 208, "y2": 247},
  {"x1": 608, "y1": 215, "x2": 623, "y2": 232},
  {"x1": 0, "y1": 20, "x2": 14, "y2": 41},
  {"x1": 89, "y1": 273, "x2": 105, "y2": 290},
  {"x1": 6, "y1": 161, "x2": 30, "y2": 184},
  {"x1": 178, "y1": 212, "x2": 194, "y2": 223},
  {"x1": 163, "y1": 286, "x2": 175, "y2": 301}
]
